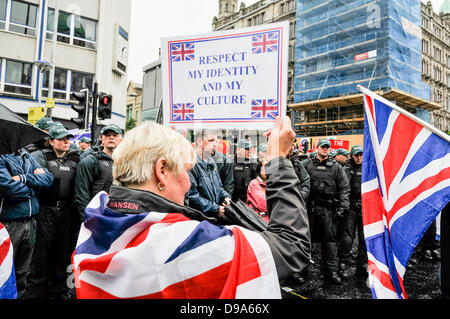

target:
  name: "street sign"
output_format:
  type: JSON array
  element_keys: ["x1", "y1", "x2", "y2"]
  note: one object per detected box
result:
[
  {"x1": 46, "y1": 97, "x2": 55, "y2": 109},
  {"x1": 161, "y1": 22, "x2": 289, "y2": 130},
  {"x1": 27, "y1": 107, "x2": 45, "y2": 125}
]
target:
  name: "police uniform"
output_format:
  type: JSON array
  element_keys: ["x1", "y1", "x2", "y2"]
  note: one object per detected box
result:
[
  {"x1": 74, "y1": 124, "x2": 122, "y2": 220},
  {"x1": 27, "y1": 127, "x2": 81, "y2": 298},
  {"x1": 338, "y1": 145, "x2": 367, "y2": 279},
  {"x1": 232, "y1": 140, "x2": 257, "y2": 203},
  {"x1": 302, "y1": 139, "x2": 350, "y2": 283}
]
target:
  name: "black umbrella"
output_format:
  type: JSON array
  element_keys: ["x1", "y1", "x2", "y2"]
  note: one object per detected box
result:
[{"x1": 0, "y1": 102, "x2": 49, "y2": 155}]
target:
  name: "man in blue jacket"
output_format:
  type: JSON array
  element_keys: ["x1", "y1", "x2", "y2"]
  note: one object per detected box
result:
[
  {"x1": 187, "y1": 130, "x2": 231, "y2": 218},
  {"x1": 0, "y1": 148, "x2": 53, "y2": 298}
]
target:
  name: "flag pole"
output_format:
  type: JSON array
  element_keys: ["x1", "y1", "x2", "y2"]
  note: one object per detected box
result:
[{"x1": 357, "y1": 85, "x2": 450, "y2": 143}]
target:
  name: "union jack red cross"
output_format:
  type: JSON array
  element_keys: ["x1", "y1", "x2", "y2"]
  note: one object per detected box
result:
[
  {"x1": 251, "y1": 99, "x2": 279, "y2": 119},
  {"x1": 172, "y1": 103, "x2": 194, "y2": 121},
  {"x1": 170, "y1": 43, "x2": 195, "y2": 62},
  {"x1": 252, "y1": 32, "x2": 279, "y2": 54}
]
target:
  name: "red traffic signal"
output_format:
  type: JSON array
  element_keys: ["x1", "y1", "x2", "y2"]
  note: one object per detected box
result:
[{"x1": 98, "y1": 92, "x2": 112, "y2": 120}]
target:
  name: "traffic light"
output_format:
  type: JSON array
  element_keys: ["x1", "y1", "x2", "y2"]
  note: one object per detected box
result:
[
  {"x1": 98, "y1": 93, "x2": 112, "y2": 120},
  {"x1": 70, "y1": 90, "x2": 89, "y2": 129}
]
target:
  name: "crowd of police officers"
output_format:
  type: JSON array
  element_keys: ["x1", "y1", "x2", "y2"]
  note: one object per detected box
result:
[
  {"x1": 19, "y1": 117, "x2": 123, "y2": 299},
  {"x1": 3, "y1": 116, "x2": 443, "y2": 299}
]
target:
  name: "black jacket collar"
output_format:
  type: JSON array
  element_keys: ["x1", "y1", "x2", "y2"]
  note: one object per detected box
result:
[{"x1": 106, "y1": 185, "x2": 216, "y2": 223}]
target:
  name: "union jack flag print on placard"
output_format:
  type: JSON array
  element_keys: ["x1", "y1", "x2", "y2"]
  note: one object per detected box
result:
[
  {"x1": 172, "y1": 103, "x2": 194, "y2": 121},
  {"x1": 72, "y1": 192, "x2": 280, "y2": 299},
  {"x1": 251, "y1": 99, "x2": 279, "y2": 119},
  {"x1": 252, "y1": 32, "x2": 279, "y2": 54},
  {"x1": 360, "y1": 87, "x2": 450, "y2": 299},
  {"x1": 170, "y1": 43, "x2": 195, "y2": 62},
  {"x1": 0, "y1": 223, "x2": 17, "y2": 299}
]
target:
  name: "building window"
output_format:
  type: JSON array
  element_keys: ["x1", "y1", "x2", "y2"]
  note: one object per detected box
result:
[
  {"x1": 71, "y1": 71, "x2": 93, "y2": 93},
  {"x1": 0, "y1": 0, "x2": 6, "y2": 30},
  {"x1": 4, "y1": 59, "x2": 32, "y2": 95},
  {"x1": 422, "y1": 59, "x2": 429, "y2": 75},
  {"x1": 73, "y1": 15, "x2": 97, "y2": 49},
  {"x1": 433, "y1": 23, "x2": 441, "y2": 38},
  {"x1": 7, "y1": 0, "x2": 38, "y2": 36},
  {"x1": 433, "y1": 46, "x2": 441, "y2": 62},
  {"x1": 46, "y1": 8, "x2": 97, "y2": 49},
  {"x1": 42, "y1": 67, "x2": 68, "y2": 100},
  {"x1": 126, "y1": 104, "x2": 133, "y2": 121},
  {"x1": 422, "y1": 39, "x2": 428, "y2": 54},
  {"x1": 46, "y1": 9, "x2": 71, "y2": 44}
]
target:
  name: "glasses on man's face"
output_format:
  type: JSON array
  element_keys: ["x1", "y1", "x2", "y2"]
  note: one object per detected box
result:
[{"x1": 320, "y1": 145, "x2": 330, "y2": 149}]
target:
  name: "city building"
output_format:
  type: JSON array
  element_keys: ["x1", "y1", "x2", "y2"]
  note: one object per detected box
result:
[
  {"x1": 213, "y1": 0, "x2": 297, "y2": 104},
  {"x1": 126, "y1": 80, "x2": 142, "y2": 127},
  {"x1": 290, "y1": 0, "x2": 444, "y2": 148},
  {"x1": 0, "y1": 0, "x2": 131, "y2": 129},
  {"x1": 421, "y1": 0, "x2": 450, "y2": 133},
  {"x1": 141, "y1": 59, "x2": 162, "y2": 123}
]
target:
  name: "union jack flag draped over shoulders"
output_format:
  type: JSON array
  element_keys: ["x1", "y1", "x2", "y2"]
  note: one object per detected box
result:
[
  {"x1": 72, "y1": 192, "x2": 280, "y2": 299},
  {"x1": 0, "y1": 222, "x2": 17, "y2": 299},
  {"x1": 360, "y1": 86, "x2": 450, "y2": 299}
]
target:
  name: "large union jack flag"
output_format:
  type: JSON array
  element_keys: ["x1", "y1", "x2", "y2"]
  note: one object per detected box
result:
[
  {"x1": 0, "y1": 223, "x2": 17, "y2": 299},
  {"x1": 251, "y1": 99, "x2": 279, "y2": 119},
  {"x1": 360, "y1": 87, "x2": 450, "y2": 299},
  {"x1": 172, "y1": 102, "x2": 194, "y2": 121},
  {"x1": 170, "y1": 43, "x2": 195, "y2": 62},
  {"x1": 252, "y1": 32, "x2": 279, "y2": 54},
  {"x1": 72, "y1": 192, "x2": 280, "y2": 299}
]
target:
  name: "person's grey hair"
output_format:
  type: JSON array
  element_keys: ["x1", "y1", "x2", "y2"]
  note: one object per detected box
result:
[{"x1": 112, "y1": 122, "x2": 196, "y2": 186}]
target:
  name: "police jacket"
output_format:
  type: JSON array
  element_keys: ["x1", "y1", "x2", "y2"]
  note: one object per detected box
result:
[
  {"x1": 104, "y1": 156, "x2": 310, "y2": 280},
  {"x1": 290, "y1": 156, "x2": 311, "y2": 201},
  {"x1": 212, "y1": 151, "x2": 234, "y2": 197},
  {"x1": 232, "y1": 156, "x2": 258, "y2": 202},
  {"x1": 302, "y1": 156, "x2": 350, "y2": 212},
  {"x1": 74, "y1": 150, "x2": 113, "y2": 219},
  {"x1": 0, "y1": 149, "x2": 53, "y2": 221},
  {"x1": 187, "y1": 155, "x2": 231, "y2": 217},
  {"x1": 80, "y1": 144, "x2": 102, "y2": 160},
  {"x1": 345, "y1": 157, "x2": 362, "y2": 204},
  {"x1": 39, "y1": 148, "x2": 80, "y2": 204}
]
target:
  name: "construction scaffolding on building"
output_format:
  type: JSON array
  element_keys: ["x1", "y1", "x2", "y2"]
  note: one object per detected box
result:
[{"x1": 291, "y1": 0, "x2": 440, "y2": 138}]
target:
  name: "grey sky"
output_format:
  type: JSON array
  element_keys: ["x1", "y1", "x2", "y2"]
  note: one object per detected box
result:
[{"x1": 127, "y1": 0, "x2": 445, "y2": 85}]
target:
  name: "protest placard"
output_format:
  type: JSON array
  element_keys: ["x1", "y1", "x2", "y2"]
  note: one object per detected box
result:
[{"x1": 161, "y1": 22, "x2": 288, "y2": 130}]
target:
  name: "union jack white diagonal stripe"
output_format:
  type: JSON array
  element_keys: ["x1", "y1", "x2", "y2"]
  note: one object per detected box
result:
[
  {"x1": 72, "y1": 192, "x2": 280, "y2": 299},
  {"x1": 252, "y1": 32, "x2": 279, "y2": 54},
  {"x1": 360, "y1": 86, "x2": 450, "y2": 299},
  {"x1": 172, "y1": 103, "x2": 194, "y2": 121},
  {"x1": 251, "y1": 99, "x2": 279, "y2": 119},
  {"x1": 170, "y1": 43, "x2": 195, "y2": 62},
  {"x1": 0, "y1": 223, "x2": 17, "y2": 299}
]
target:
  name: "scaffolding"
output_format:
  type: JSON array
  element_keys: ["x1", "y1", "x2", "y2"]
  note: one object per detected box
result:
[{"x1": 294, "y1": 0, "x2": 431, "y2": 103}]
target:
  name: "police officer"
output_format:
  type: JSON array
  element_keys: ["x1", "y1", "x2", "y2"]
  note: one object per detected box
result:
[
  {"x1": 25, "y1": 117, "x2": 55, "y2": 160},
  {"x1": 337, "y1": 145, "x2": 367, "y2": 280},
  {"x1": 27, "y1": 125, "x2": 81, "y2": 298},
  {"x1": 212, "y1": 138, "x2": 234, "y2": 197},
  {"x1": 288, "y1": 139, "x2": 310, "y2": 202},
  {"x1": 334, "y1": 148, "x2": 350, "y2": 166},
  {"x1": 232, "y1": 139, "x2": 258, "y2": 203},
  {"x1": 302, "y1": 138, "x2": 350, "y2": 284},
  {"x1": 74, "y1": 124, "x2": 123, "y2": 220},
  {"x1": 78, "y1": 137, "x2": 92, "y2": 152}
]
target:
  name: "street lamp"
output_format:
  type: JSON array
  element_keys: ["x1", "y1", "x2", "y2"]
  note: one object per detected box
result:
[{"x1": 33, "y1": 59, "x2": 53, "y2": 115}]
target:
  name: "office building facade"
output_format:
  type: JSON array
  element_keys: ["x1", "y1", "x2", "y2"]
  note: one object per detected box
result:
[{"x1": 0, "y1": 0, "x2": 131, "y2": 129}]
